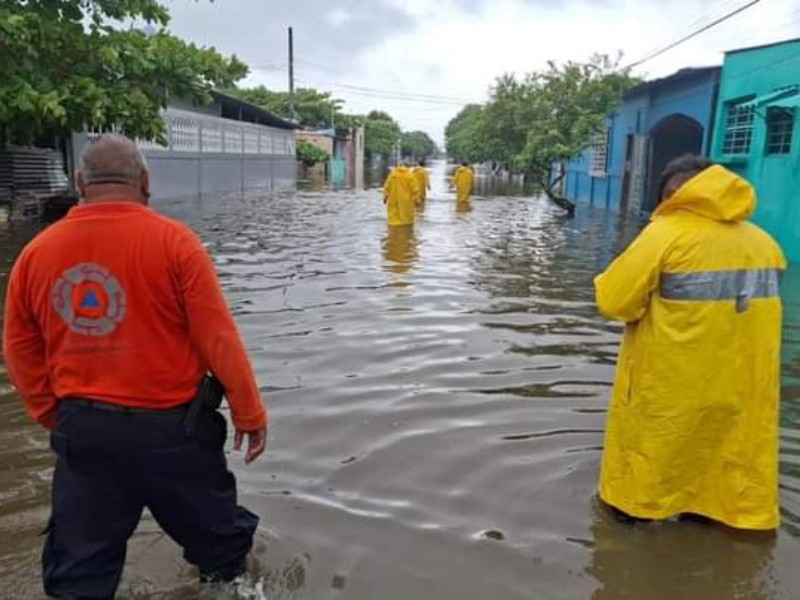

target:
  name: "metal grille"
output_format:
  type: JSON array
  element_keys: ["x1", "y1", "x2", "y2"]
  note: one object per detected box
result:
[
  {"x1": 589, "y1": 129, "x2": 609, "y2": 177},
  {"x1": 0, "y1": 147, "x2": 68, "y2": 204},
  {"x1": 722, "y1": 103, "x2": 754, "y2": 155},
  {"x1": 766, "y1": 108, "x2": 794, "y2": 155}
]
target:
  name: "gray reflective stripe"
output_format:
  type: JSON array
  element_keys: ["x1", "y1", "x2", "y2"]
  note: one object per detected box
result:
[{"x1": 660, "y1": 268, "x2": 781, "y2": 312}]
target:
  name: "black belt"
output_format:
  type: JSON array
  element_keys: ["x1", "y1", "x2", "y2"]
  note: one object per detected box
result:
[{"x1": 65, "y1": 398, "x2": 191, "y2": 416}]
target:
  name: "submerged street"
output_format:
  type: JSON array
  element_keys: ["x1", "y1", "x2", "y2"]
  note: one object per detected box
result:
[{"x1": 2, "y1": 162, "x2": 800, "y2": 599}]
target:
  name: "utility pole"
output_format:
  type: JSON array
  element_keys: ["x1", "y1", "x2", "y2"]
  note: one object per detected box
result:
[{"x1": 288, "y1": 26, "x2": 296, "y2": 122}]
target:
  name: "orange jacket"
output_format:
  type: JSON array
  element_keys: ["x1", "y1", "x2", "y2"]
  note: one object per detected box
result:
[{"x1": 2, "y1": 201, "x2": 266, "y2": 432}]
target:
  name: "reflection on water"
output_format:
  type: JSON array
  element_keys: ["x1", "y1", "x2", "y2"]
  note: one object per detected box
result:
[
  {"x1": 1, "y1": 161, "x2": 800, "y2": 599},
  {"x1": 383, "y1": 226, "x2": 418, "y2": 276},
  {"x1": 587, "y1": 501, "x2": 781, "y2": 600}
]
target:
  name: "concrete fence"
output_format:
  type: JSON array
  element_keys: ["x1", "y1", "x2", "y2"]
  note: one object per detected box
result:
[{"x1": 75, "y1": 108, "x2": 297, "y2": 202}]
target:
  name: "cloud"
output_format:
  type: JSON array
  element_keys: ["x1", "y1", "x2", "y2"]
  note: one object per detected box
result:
[
  {"x1": 164, "y1": 0, "x2": 416, "y2": 75},
  {"x1": 163, "y1": 0, "x2": 800, "y2": 145}
]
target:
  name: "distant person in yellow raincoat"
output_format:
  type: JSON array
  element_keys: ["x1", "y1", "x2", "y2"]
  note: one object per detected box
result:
[
  {"x1": 595, "y1": 155, "x2": 786, "y2": 530},
  {"x1": 383, "y1": 158, "x2": 420, "y2": 226},
  {"x1": 412, "y1": 160, "x2": 431, "y2": 204},
  {"x1": 452, "y1": 162, "x2": 474, "y2": 203}
]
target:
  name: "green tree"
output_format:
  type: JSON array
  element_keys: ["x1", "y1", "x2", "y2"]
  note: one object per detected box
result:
[
  {"x1": 515, "y1": 55, "x2": 636, "y2": 212},
  {"x1": 444, "y1": 54, "x2": 637, "y2": 213},
  {"x1": 363, "y1": 111, "x2": 400, "y2": 158},
  {"x1": 227, "y1": 85, "x2": 356, "y2": 129},
  {"x1": 0, "y1": 0, "x2": 248, "y2": 146},
  {"x1": 445, "y1": 104, "x2": 488, "y2": 164},
  {"x1": 296, "y1": 139, "x2": 329, "y2": 167},
  {"x1": 401, "y1": 130, "x2": 436, "y2": 159}
]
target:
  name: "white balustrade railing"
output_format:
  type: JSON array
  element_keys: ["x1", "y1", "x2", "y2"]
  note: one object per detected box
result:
[{"x1": 137, "y1": 108, "x2": 295, "y2": 156}]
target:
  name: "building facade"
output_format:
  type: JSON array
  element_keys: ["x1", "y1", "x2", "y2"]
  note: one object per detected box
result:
[
  {"x1": 562, "y1": 67, "x2": 721, "y2": 214},
  {"x1": 710, "y1": 38, "x2": 800, "y2": 261},
  {"x1": 296, "y1": 126, "x2": 365, "y2": 189}
]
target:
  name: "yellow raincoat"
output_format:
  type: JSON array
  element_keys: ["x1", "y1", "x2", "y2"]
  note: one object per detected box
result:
[
  {"x1": 383, "y1": 166, "x2": 420, "y2": 226},
  {"x1": 595, "y1": 165, "x2": 786, "y2": 530},
  {"x1": 413, "y1": 166, "x2": 430, "y2": 204},
  {"x1": 453, "y1": 166, "x2": 473, "y2": 203}
]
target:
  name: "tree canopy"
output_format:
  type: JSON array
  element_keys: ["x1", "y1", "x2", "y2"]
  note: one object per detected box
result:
[
  {"x1": 362, "y1": 111, "x2": 401, "y2": 158},
  {"x1": 0, "y1": 0, "x2": 248, "y2": 146},
  {"x1": 226, "y1": 85, "x2": 362, "y2": 130},
  {"x1": 445, "y1": 54, "x2": 637, "y2": 206},
  {"x1": 401, "y1": 130, "x2": 437, "y2": 159}
]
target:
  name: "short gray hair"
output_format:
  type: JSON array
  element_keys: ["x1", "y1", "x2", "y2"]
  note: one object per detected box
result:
[{"x1": 78, "y1": 133, "x2": 149, "y2": 186}]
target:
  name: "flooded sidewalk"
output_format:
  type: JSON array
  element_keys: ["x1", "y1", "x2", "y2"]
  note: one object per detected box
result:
[{"x1": 2, "y1": 163, "x2": 800, "y2": 599}]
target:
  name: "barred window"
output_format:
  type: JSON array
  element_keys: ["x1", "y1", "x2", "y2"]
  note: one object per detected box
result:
[
  {"x1": 589, "y1": 129, "x2": 609, "y2": 177},
  {"x1": 766, "y1": 107, "x2": 794, "y2": 155},
  {"x1": 722, "y1": 103, "x2": 754, "y2": 155}
]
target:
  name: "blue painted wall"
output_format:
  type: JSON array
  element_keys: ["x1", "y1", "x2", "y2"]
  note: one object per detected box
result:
[{"x1": 563, "y1": 68, "x2": 720, "y2": 213}]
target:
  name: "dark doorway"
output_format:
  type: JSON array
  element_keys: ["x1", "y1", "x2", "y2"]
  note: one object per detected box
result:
[
  {"x1": 620, "y1": 134, "x2": 634, "y2": 213},
  {"x1": 645, "y1": 114, "x2": 704, "y2": 212}
]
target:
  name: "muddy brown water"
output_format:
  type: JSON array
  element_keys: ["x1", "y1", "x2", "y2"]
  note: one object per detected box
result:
[{"x1": 2, "y1": 162, "x2": 800, "y2": 599}]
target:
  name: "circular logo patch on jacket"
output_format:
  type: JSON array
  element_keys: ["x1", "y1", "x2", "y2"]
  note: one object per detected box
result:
[{"x1": 52, "y1": 263, "x2": 127, "y2": 336}]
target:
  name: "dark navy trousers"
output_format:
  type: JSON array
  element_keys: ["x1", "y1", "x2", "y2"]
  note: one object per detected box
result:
[{"x1": 44, "y1": 401, "x2": 258, "y2": 599}]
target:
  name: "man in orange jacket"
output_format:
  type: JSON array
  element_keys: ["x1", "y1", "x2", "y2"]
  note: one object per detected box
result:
[{"x1": 3, "y1": 134, "x2": 268, "y2": 597}]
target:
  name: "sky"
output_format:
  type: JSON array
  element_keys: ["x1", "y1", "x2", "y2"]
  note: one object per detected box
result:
[{"x1": 164, "y1": 0, "x2": 800, "y2": 146}]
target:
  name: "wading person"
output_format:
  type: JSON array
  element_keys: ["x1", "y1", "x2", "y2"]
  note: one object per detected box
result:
[
  {"x1": 595, "y1": 155, "x2": 785, "y2": 530},
  {"x1": 3, "y1": 134, "x2": 268, "y2": 598},
  {"x1": 383, "y1": 157, "x2": 420, "y2": 226},
  {"x1": 412, "y1": 159, "x2": 431, "y2": 204},
  {"x1": 452, "y1": 161, "x2": 474, "y2": 203}
]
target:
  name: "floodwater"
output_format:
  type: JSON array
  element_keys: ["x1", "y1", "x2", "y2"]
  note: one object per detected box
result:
[{"x1": 2, "y1": 161, "x2": 800, "y2": 599}]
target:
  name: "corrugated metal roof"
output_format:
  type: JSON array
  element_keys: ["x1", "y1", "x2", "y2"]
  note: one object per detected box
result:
[
  {"x1": 211, "y1": 91, "x2": 297, "y2": 130},
  {"x1": 624, "y1": 66, "x2": 722, "y2": 100},
  {"x1": 0, "y1": 146, "x2": 69, "y2": 205}
]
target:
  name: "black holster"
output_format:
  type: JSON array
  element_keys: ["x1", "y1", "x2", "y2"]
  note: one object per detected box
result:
[{"x1": 183, "y1": 374, "x2": 228, "y2": 451}]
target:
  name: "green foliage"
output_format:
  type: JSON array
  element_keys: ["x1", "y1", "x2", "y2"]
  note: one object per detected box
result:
[
  {"x1": 296, "y1": 139, "x2": 329, "y2": 168},
  {"x1": 227, "y1": 85, "x2": 359, "y2": 129},
  {"x1": 445, "y1": 54, "x2": 638, "y2": 189},
  {"x1": 230, "y1": 87, "x2": 421, "y2": 160},
  {"x1": 0, "y1": 0, "x2": 248, "y2": 146},
  {"x1": 363, "y1": 111, "x2": 401, "y2": 158},
  {"x1": 401, "y1": 130, "x2": 436, "y2": 159},
  {"x1": 445, "y1": 104, "x2": 488, "y2": 164}
]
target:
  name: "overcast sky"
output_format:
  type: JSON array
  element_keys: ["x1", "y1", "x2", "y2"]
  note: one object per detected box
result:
[{"x1": 164, "y1": 0, "x2": 800, "y2": 145}]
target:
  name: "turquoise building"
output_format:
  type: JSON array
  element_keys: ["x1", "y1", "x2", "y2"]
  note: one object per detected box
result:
[{"x1": 710, "y1": 38, "x2": 800, "y2": 261}]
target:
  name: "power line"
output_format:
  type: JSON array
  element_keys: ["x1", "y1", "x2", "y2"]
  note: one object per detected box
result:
[
  {"x1": 629, "y1": 0, "x2": 744, "y2": 65},
  {"x1": 625, "y1": 0, "x2": 763, "y2": 69},
  {"x1": 298, "y1": 76, "x2": 480, "y2": 104},
  {"x1": 294, "y1": 76, "x2": 475, "y2": 106}
]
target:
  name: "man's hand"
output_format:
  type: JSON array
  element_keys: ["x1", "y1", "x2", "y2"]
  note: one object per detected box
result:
[{"x1": 234, "y1": 426, "x2": 267, "y2": 464}]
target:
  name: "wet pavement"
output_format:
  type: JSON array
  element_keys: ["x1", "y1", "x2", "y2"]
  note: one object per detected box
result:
[{"x1": 2, "y1": 161, "x2": 800, "y2": 599}]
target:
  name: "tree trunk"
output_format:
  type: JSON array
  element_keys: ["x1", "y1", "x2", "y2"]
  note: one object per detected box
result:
[{"x1": 537, "y1": 169, "x2": 575, "y2": 216}]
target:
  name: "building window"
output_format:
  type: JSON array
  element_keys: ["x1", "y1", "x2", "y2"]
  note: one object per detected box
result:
[
  {"x1": 589, "y1": 128, "x2": 609, "y2": 177},
  {"x1": 722, "y1": 102, "x2": 755, "y2": 155},
  {"x1": 766, "y1": 107, "x2": 794, "y2": 155}
]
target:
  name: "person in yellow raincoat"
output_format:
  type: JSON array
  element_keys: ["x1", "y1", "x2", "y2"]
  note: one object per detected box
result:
[
  {"x1": 595, "y1": 155, "x2": 786, "y2": 530},
  {"x1": 412, "y1": 160, "x2": 431, "y2": 205},
  {"x1": 452, "y1": 162, "x2": 474, "y2": 203},
  {"x1": 383, "y1": 158, "x2": 420, "y2": 226}
]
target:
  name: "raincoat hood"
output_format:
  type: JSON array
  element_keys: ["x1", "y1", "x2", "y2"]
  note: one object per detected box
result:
[{"x1": 654, "y1": 165, "x2": 756, "y2": 223}]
